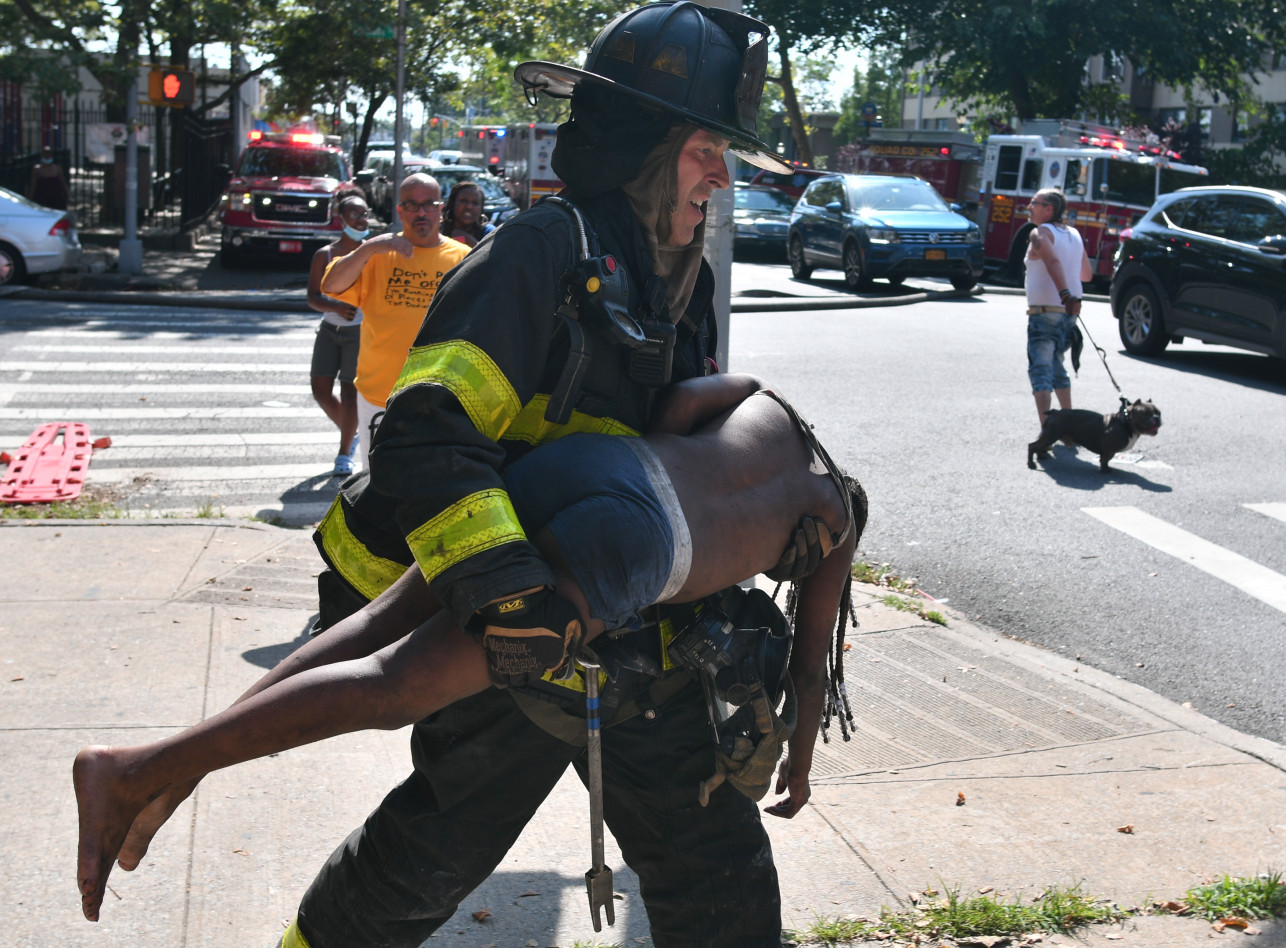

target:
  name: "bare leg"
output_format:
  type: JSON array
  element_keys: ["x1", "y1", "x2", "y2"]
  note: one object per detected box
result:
[
  {"x1": 338, "y1": 379, "x2": 359, "y2": 454},
  {"x1": 1034, "y1": 389, "x2": 1052, "y2": 425},
  {"x1": 74, "y1": 608, "x2": 489, "y2": 921}
]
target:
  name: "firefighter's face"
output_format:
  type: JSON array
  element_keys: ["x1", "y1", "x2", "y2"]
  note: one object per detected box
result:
[{"x1": 667, "y1": 129, "x2": 731, "y2": 248}]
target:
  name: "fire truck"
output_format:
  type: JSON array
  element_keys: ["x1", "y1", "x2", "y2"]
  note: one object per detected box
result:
[
  {"x1": 216, "y1": 130, "x2": 354, "y2": 268},
  {"x1": 457, "y1": 125, "x2": 509, "y2": 173},
  {"x1": 838, "y1": 129, "x2": 984, "y2": 210},
  {"x1": 976, "y1": 119, "x2": 1208, "y2": 285},
  {"x1": 503, "y1": 123, "x2": 562, "y2": 210}
]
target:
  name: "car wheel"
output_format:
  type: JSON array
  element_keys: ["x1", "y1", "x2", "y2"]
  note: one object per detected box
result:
[
  {"x1": 1117, "y1": 283, "x2": 1169, "y2": 355},
  {"x1": 788, "y1": 234, "x2": 813, "y2": 279},
  {"x1": 951, "y1": 275, "x2": 978, "y2": 292},
  {"x1": 0, "y1": 242, "x2": 26, "y2": 286},
  {"x1": 220, "y1": 245, "x2": 242, "y2": 269},
  {"x1": 842, "y1": 241, "x2": 870, "y2": 291}
]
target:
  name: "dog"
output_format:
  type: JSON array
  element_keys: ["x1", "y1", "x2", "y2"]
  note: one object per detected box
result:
[{"x1": 1027, "y1": 399, "x2": 1162, "y2": 472}]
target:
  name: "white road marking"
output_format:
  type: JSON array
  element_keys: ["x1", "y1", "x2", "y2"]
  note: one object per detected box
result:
[
  {"x1": 87, "y1": 462, "x2": 343, "y2": 483},
  {"x1": 1246, "y1": 503, "x2": 1286, "y2": 525},
  {"x1": 1083, "y1": 506, "x2": 1286, "y2": 614},
  {"x1": 0, "y1": 383, "x2": 311, "y2": 395},
  {"x1": 0, "y1": 361, "x2": 306, "y2": 373},
  {"x1": 0, "y1": 407, "x2": 320, "y2": 420},
  {"x1": 14, "y1": 344, "x2": 313, "y2": 355}
]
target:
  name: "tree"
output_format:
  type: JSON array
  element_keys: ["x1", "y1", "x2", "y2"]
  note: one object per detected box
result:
[
  {"x1": 885, "y1": 0, "x2": 1286, "y2": 122},
  {"x1": 745, "y1": 0, "x2": 877, "y2": 165},
  {"x1": 834, "y1": 45, "x2": 903, "y2": 145}
]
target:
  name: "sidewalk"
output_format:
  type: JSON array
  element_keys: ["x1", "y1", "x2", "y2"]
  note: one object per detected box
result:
[{"x1": 2, "y1": 518, "x2": 1283, "y2": 947}]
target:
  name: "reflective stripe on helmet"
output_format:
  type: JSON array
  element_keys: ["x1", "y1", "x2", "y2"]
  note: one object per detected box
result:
[{"x1": 407, "y1": 488, "x2": 526, "y2": 583}]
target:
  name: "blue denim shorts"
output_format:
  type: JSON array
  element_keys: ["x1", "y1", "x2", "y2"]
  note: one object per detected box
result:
[
  {"x1": 503, "y1": 434, "x2": 691, "y2": 630},
  {"x1": 1027, "y1": 310, "x2": 1074, "y2": 392}
]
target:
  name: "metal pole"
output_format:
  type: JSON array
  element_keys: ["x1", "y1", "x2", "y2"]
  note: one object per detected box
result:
[
  {"x1": 392, "y1": 0, "x2": 406, "y2": 229},
  {"x1": 698, "y1": 0, "x2": 738, "y2": 372},
  {"x1": 119, "y1": 76, "x2": 143, "y2": 274}
]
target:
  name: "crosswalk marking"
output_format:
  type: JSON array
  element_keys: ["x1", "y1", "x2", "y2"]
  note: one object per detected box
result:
[
  {"x1": 1246, "y1": 503, "x2": 1286, "y2": 525},
  {"x1": 0, "y1": 383, "x2": 313, "y2": 395},
  {"x1": 13, "y1": 344, "x2": 313, "y2": 355},
  {"x1": 0, "y1": 361, "x2": 310, "y2": 374},
  {"x1": 1083, "y1": 506, "x2": 1286, "y2": 614},
  {"x1": 88, "y1": 462, "x2": 344, "y2": 483},
  {"x1": 1, "y1": 407, "x2": 320, "y2": 420}
]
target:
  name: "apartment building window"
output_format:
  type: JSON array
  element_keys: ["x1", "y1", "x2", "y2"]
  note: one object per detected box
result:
[
  {"x1": 1155, "y1": 107, "x2": 1184, "y2": 127},
  {"x1": 1198, "y1": 107, "x2": 1212, "y2": 139}
]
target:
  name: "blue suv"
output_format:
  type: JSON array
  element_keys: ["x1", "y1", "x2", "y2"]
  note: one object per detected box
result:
[{"x1": 787, "y1": 173, "x2": 984, "y2": 291}]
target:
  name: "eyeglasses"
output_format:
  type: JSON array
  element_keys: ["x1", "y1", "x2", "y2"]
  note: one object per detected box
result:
[{"x1": 400, "y1": 199, "x2": 443, "y2": 213}]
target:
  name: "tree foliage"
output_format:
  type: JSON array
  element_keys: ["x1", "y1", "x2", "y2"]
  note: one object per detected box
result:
[
  {"x1": 886, "y1": 0, "x2": 1286, "y2": 121},
  {"x1": 834, "y1": 46, "x2": 903, "y2": 145}
]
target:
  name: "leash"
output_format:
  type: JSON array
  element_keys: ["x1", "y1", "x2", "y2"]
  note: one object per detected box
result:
[{"x1": 1076, "y1": 314, "x2": 1123, "y2": 395}]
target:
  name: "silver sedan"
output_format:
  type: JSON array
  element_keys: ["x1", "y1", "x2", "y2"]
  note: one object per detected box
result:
[{"x1": 0, "y1": 185, "x2": 82, "y2": 286}]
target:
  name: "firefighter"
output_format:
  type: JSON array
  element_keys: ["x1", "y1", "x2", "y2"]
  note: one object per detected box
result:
[{"x1": 288, "y1": 4, "x2": 800, "y2": 945}]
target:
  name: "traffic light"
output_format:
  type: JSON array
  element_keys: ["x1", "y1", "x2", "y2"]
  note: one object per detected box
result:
[{"x1": 148, "y1": 67, "x2": 196, "y2": 106}]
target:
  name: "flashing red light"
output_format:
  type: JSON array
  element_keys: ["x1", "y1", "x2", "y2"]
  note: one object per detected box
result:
[
  {"x1": 457, "y1": 130, "x2": 463, "y2": 138},
  {"x1": 476, "y1": 131, "x2": 484, "y2": 139},
  {"x1": 939, "y1": 146, "x2": 950, "y2": 156},
  {"x1": 248, "y1": 130, "x2": 264, "y2": 141},
  {"x1": 489, "y1": 156, "x2": 498, "y2": 164},
  {"x1": 291, "y1": 132, "x2": 323, "y2": 144}
]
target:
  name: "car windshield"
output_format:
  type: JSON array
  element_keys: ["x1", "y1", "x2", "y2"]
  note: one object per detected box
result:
[
  {"x1": 411, "y1": 167, "x2": 509, "y2": 203},
  {"x1": 238, "y1": 147, "x2": 347, "y2": 180},
  {"x1": 850, "y1": 179, "x2": 948, "y2": 212},
  {"x1": 1097, "y1": 159, "x2": 1209, "y2": 206},
  {"x1": 737, "y1": 188, "x2": 796, "y2": 213}
]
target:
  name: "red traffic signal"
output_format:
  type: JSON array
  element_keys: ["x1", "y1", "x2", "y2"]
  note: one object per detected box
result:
[{"x1": 148, "y1": 67, "x2": 196, "y2": 105}]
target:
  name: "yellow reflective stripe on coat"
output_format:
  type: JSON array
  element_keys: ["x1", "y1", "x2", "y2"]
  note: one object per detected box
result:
[
  {"x1": 505, "y1": 394, "x2": 640, "y2": 444},
  {"x1": 392, "y1": 341, "x2": 520, "y2": 441},
  {"x1": 407, "y1": 488, "x2": 526, "y2": 583},
  {"x1": 280, "y1": 917, "x2": 311, "y2": 948},
  {"x1": 317, "y1": 496, "x2": 408, "y2": 601}
]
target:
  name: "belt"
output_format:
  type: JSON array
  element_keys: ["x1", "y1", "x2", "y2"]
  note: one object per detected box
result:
[{"x1": 1027, "y1": 305, "x2": 1070, "y2": 315}]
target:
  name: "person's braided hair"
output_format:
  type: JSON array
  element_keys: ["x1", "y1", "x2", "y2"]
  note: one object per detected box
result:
[{"x1": 1033, "y1": 187, "x2": 1067, "y2": 223}]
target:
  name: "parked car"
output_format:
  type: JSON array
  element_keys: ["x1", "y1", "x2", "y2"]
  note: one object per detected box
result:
[
  {"x1": 0, "y1": 185, "x2": 81, "y2": 286},
  {"x1": 787, "y1": 173, "x2": 983, "y2": 291},
  {"x1": 394, "y1": 161, "x2": 519, "y2": 223},
  {"x1": 1110, "y1": 185, "x2": 1286, "y2": 360},
  {"x1": 733, "y1": 183, "x2": 795, "y2": 258},
  {"x1": 748, "y1": 166, "x2": 827, "y2": 199}
]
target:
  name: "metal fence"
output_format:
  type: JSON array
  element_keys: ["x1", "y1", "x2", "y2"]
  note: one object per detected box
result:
[{"x1": 0, "y1": 93, "x2": 231, "y2": 233}]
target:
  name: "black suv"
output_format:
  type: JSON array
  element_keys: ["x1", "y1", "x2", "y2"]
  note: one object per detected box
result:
[{"x1": 1110, "y1": 186, "x2": 1286, "y2": 360}]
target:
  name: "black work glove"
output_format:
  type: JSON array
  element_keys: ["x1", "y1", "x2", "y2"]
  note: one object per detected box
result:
[
  {"x1": 764, "y1": 516, "x2": 834, "y2": 582},
  {"x1": 468, "y1": 586, "x2": 584, "y2": 688}
]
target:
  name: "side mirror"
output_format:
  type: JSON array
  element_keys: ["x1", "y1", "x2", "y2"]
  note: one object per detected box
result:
[
  {"x1": 1257, "y1": 234, "x2": 1286, "y2": 255},
  {"x1": 825, "y1": 200, "x2": 843, "y2": 215}
]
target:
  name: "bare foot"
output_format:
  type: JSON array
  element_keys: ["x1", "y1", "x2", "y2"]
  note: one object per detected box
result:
[
  {"x1": 117, "y1": 777, "x2": 199, "y2": 871},
  {"x1": 73, "y1": 745, "x2": 151, "y2": 922}
]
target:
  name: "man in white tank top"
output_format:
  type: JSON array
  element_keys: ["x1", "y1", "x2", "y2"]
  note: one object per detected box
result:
[{"x1": 1024, "y1": 188, "x2": 1092, "y2": 430}]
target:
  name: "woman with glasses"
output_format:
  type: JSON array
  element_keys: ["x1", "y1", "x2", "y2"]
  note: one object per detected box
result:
[{"x1": 1025, "y1": 188, "x2": 1093, "y2": 430}]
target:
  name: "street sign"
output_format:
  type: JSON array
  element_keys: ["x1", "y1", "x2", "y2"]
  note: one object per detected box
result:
[
  {"x1": 860, "y1": 101, "x2": 878, "y2": 120},
  {"x1": 361, "y1": 25, "x2": 396, "y2": 38}
]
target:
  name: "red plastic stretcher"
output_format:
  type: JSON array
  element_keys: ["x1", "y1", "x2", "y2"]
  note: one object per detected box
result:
[{"x1": 0, "y1": 422, "x2": 111, "y2": 504}]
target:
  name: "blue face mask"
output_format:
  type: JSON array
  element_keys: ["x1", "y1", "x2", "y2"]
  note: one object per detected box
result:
[
  {"x1": 343, "y1": 224, "x2": 369, "y2": 241},
  {"x1": 41, "y1": 157, "x2": 54, "y2": 164}
]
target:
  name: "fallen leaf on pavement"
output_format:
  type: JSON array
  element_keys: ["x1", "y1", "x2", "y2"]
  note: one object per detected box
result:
[
  {"x1": 1116, "y1": 824, "x2": 1134, "y2": 834},
  {"x1": 956, "y1": 791, "x2": 966, "y2": 806},
  {"x1": 978, "y1": 885, "x2": 994, "y2": 894},
  {"x1": 1220, "y1": 917, "x2": 1249, "y2": 929},
  {"x1": 471, "y1": 909, "x2": 492, "y2": 922}
]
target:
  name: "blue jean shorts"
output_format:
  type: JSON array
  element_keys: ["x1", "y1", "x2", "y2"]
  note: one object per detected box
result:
[
  {"x1": 1027, "y1": 310, "x2": 1074, "y2": 392},
  {"x1": 502, "y1": 434, "x2": 692, "y2": 630}
]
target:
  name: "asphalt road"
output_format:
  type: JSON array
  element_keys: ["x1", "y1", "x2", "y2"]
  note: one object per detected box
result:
[{"x1": 729, "y1": 261, "x2": 1286, "y2": 746}]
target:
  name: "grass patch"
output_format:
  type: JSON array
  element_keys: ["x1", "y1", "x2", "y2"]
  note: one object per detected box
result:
[
  {"x1": 790, "y1": 883, "x2": 1124, "y2": 945},
  {"x1": 851, "y1": 560, "x2": 919, "y2": 593},
  {"x1": 880, "y1": 593, "x2": 948, "y2": 627},
  {"x1": 1181, "y1": 871, "x2": 1286, "y2": 921},
  {"x1": 0, "y1": 485, "x2": 126, "y2": 520}
]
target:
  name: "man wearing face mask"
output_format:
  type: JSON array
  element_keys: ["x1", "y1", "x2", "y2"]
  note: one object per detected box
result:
[
  {"x1": 320, "y1": 173, "x2": 469, "y2": 470},
  {"x1": 306, "y1": 192, "x2": 371, "y2": 476},
  {"x1": 281, "y1": 4, "x2": 809, "y2": 945}
]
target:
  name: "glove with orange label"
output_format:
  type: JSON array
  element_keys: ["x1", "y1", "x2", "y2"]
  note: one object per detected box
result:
[{"x1": 468, "y1": 586, "x2": 585, "y2": 688}]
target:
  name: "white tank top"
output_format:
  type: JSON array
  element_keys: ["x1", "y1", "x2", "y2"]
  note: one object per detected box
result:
[{"x1": 1025, "y1": 223, "x2": 1084, "y2": 307}]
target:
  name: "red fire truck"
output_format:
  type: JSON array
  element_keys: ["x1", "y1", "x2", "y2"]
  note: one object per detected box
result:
[
  {"x1": 503, "y1": 123, "x2": 562, "y2": 210},
  {"x1": 837, "y1": 129, "x2": 984, "y2": 210},
  {"x1": 216, "y1": 130, "x2": 354, "y2": 268},
  {"x1": 976, "y1": 119, "x2": 1208, "y2": 285}
]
